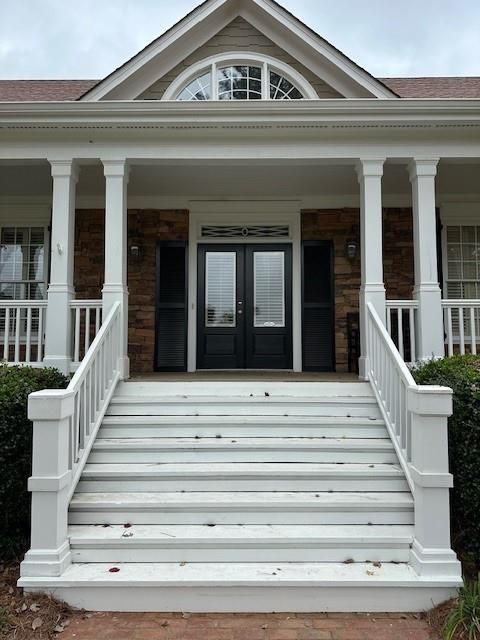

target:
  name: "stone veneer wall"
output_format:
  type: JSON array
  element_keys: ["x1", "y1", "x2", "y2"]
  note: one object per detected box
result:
[
  {"x1": 74, "y1": 209, "x2": 188, "y2": 375},
  {"x1": 301, "y1": 209, "x2": 414, "y2": 371},
  {"x1": 74, "y1": 208, "x2": 414, "y2": 374}
]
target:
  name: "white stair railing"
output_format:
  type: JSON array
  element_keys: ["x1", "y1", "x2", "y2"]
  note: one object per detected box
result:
[
  {"x1": 21, "y1": 302, "x2": 122, "y2": 578},
  {"x1": 0, "y1": 300, "x2": 47, "y2": 365},
  {"x1": 366, "y1": 302, "x2": 460, "y2": 579},
  {"x1": 442, "y1": 299, "x2": 480, "y2": 356},
  {"x1": 386, "y1": 300, "x2": 418, "y2": 363},
  {"x1": 70, "y1": 300, "x2": 103, "y2": 370}
]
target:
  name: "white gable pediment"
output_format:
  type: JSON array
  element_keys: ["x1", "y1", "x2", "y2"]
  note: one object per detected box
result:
[{"x1": 80, "y1": 0, "x2": 397, "y2": 101}]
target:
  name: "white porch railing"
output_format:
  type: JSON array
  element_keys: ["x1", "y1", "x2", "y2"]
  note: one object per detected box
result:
[
  {"x1": 0, "y1": 300, "x2": 47, "y2": 365},
  {"x1": 21, "y1": 302, "x2": 122, "y2": 577},
  {"x1": 386, "y1": 300, "x2": 418, "y2": 364},
  {"x1": 70, "y1": 300, "x2": 103, "y2": 369},
  {"x1": 365, "y1": 302, "x2": 460, "y2": 577},
  {"x1": 442, "y1": 299, "x2": 480, "y2": 356}
]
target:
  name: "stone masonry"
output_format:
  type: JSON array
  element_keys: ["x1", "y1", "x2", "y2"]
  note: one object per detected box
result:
[{"x1": 74, "y1": 208, "x2": 414, "y2": 374}]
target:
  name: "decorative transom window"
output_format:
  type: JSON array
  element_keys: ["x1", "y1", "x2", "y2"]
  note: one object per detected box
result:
[
  {"x1": 201, "y1": 225, "x2": 290, "y2": 238},
  {"x1": 172, "y1": 55, "x2": 311, "y2": 101},
  {"x1": 0, "y1": 226, "x2": 47, "y2": 300}
]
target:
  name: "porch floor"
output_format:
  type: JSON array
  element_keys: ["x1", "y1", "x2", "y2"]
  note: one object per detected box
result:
[{"x1": 130, "y1": 372, "x2": 359, "y2": 382}]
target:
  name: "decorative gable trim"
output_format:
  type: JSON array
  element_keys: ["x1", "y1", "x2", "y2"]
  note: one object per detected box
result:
[{"x1": 79, "y1": 0, "x2": 398, "y2": 102}]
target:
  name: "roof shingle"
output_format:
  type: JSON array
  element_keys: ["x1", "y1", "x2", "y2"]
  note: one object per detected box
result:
[{"x1": 0, "y1": 77, "x2": 479, "y2": 102}]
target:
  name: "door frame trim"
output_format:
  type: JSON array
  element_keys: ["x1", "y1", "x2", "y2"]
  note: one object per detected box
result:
[{"x1": 187, "y1": 201, "x2": 302, "y2": 372}]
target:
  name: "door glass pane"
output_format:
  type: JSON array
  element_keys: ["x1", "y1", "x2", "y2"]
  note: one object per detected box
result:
[
  {"x1": 254, "y1": 251, "x2": 285, "y2": 327},
  {"x1": 205, "y1": 252, "x2": 236, "y2": 327}
]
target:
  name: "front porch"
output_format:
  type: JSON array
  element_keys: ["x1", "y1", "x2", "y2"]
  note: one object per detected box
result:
[
  {"x1": 1, "y1": 154, "x2": 473, "y2": 610},
  {"x1": 2, "y1": 158, "x2": 480, "y2": 374}
]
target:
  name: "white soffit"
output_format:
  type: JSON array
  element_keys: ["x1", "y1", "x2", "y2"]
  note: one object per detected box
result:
[{"x1": 79, "y1": 0, "x2": 398, "y2": 102}]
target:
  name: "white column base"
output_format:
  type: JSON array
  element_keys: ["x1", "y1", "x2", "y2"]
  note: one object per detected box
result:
[
  {"x1": 410, "y1": 540, "x2": 462, "y2": 579},
  {"x1": 20, "y1": 541, "x2": 71, "y2": 578},
  {"x1": 414, "y1": 285, "x2": 444, "y2": 360},
  {"x1": 43, "y1": 284, "x2": 74, "y2": 375}
]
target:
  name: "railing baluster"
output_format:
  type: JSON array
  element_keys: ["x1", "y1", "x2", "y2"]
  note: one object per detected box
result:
[
  {"x1": 470, "y1": 307, "x2": 476, "y2": 354},
  {"x1": 26, "y1": 306, "x2": 32, "y2": 363},
  {"x1": 14, "y1": 307, "x2": 21, "y2": 363},
  {"x1": 409, "y1": 307, "x2": 416, "y2": 362},
  {"x1": 3, "y1": 307, "x2": 10, "y2": 361},
  {"x1": 85, "y1": 307, "x2": 91, "y2": 355},
  {"x1": 74, "y1": 307, "x2": 81, "y2": 363},
  {"x1": 446, "y1": 307, "x2": 453, "y2": 356},
  {"x1": 459, "y1": 307, "x2": 465, "y2": 355},
  {"x1": 37, "y1": 306, "x2": 44, "y2": 362},
  {"x1": 397, "y1": 309, "x2": 404, "y2": 359}
]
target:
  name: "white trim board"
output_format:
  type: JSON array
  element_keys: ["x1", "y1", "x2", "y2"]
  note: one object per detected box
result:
[{"x1": 187, "y1": 201, "x2": 302, "y2": 372}]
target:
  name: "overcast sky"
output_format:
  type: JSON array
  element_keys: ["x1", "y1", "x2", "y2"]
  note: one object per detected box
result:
[{"x1": 0, "y1": 0, "x2": 479, "y2": 80}]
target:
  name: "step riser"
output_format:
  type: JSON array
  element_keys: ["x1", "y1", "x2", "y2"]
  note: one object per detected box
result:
[
  {"x1": 69, "y1": 511, "x2": 414, "y2": 525},
  {"x1": 71, "y1": 547, "x2": 411, "y2": 563},
  {"x1": 19, "y1": 584, "x2": 460, "y2": 613},
  {"x1": 88, "y1": 451, "x2": 397, "y2": 463},
  {"x1": 77, "y1": 479, "x2": 409, "y2": 492},
  {"x1": 106, "y1": 405, "x2": 381, "y2": 418},
  {"x1": 98, "y1": 426, "x2": 388, "y2": 438}
]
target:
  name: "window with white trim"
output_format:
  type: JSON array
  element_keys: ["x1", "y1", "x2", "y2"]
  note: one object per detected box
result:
[
  {"x1": 176, "y1": 61, "x2": 305, "y2": 101},
  {"x1": 0, "y1": 226, "x2": 47, "y2": 300},
  {"x1": 445, "y1": 225, "x2": 480, "y2": 300}
]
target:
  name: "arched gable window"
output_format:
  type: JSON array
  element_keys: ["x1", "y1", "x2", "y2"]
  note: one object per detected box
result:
[{"x1": 163, "y1": 53, "x2": 317, "y2": 101}]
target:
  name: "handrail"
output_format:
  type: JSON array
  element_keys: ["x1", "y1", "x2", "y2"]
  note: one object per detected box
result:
[
  {"x1": 69, "y1": 299, "x2": 103, "y2": 367},
  {"x1": 441, "y1": 299, "x2": 480, "y2": 356},
  {"x1": 66, "y1": 301, "x2": 121, "y2": 496},
  {"x1": 365, "y1": 300, "x2": 460, "y2": 578},
  {"x1": 0, "y1": 300, "x2": 47, "y2": 364}
]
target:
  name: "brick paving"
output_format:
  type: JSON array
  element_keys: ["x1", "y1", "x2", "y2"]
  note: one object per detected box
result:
[{"x1": 62, "y1": 611, "x2": 439, "y2": 640}]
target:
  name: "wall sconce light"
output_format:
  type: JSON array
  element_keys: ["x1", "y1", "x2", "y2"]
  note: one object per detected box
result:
[
  {"x1": 345, "y1": 239, "x2": 358, "y2": 261},
  {"x1": 129, "y1": 242, "x2": 143, "y2": 261}
]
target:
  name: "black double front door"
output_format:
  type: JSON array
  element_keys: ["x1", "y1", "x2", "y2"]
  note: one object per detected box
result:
[{"x1": 197, "y1": 244, "x2": 292, "y2": 369}]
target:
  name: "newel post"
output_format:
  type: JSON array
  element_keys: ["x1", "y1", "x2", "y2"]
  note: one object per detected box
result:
[
  {"x1": 407, "y1": 386, "x2": 461, "y2": 578},
  {"x1": 20, "y1": 390, "x2": 74, "y2": 578}
]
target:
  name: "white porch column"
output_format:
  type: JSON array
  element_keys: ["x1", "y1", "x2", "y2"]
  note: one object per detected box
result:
[
  {"x1": 356, "y1": 159, "x2": 386, "y2": 379},
  {"x1": 102, "y1": 159, "x2": 129, "y2": 379},
  {"x1": 43, "y1": 160, "x2": 78, "y2": 374},
  {"x1": 408, "y1": 159, "x2": 444, "y2": 360}
]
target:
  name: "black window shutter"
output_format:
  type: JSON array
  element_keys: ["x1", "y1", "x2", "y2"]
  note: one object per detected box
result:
[
  {"x1": 302, "y1": 241, "x2": 335, "y2": 371},
  {"x1": 155, "y1": 242, "x2": 188, "y2": 371}
]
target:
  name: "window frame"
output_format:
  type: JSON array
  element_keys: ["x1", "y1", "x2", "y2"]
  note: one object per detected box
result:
[
  {"x1": 163, "y1": 52, "x2": 318, "y2": 101},
  {"x1": 0, "y1": 224, "x2": 49, "y2": 302}
]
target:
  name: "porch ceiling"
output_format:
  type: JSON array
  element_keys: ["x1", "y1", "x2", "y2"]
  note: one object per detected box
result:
[{"x1": 0, "y1": 160, "x2": 479, "y2": 203}]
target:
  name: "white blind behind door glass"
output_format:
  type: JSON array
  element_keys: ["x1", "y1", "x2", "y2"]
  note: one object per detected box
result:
[
  {"x1": 254, "y1": 251, "x2": 285, "y2": 327},
  {"x1": 205, "y1": 252, "x2": 236, "y2": 327}
]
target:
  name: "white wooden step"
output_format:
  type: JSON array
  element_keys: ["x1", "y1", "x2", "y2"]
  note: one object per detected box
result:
[
  {"x1": 69, "y1": 524, "x2": 413, "y2": 563},
  {"x1": 106, "y1": 396, "x2": 380, "y2": 418},
  {"x1": 77, "y1": 462, "x2": 408, "y2": 492},
  {"x1": 115, "y1": 381, "x2": 373, "y2": 398},
  {"x1": 19, "y1": 562, "x2": 460, "y2": 612},
  {"x1": 69, "y1": 491, "x2": 414, "y2": 525},
  {"x1": 99, "y1": 414, "x2": 387, "y2": 438},
  {"x1": 89, "y1": 437, "x2": 396, "y2": 464}
]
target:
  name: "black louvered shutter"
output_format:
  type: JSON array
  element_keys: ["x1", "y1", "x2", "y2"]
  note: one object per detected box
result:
[
  {"x1": 155, "y1": 242, "x2": 187, "y2": 371},
  {"x1": 302, "y1": 241, "x2": 334, "y2": 371}
]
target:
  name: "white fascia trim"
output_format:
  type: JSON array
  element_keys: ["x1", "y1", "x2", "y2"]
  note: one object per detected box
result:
[
  {"x1": 1, "y1": 99, "x2": 480, "y2": 128},
  {"x1": 244, "y1": 0, "x2": 397, "y2": 99},
  {"x1": 80, "y1": 0, "x2": 232, "y2": 101},
  {"x1": 162, "y1": 52, "x2": 318, "y2": 100}
]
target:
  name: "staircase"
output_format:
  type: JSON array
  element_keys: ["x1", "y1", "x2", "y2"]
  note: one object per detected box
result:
[{"x1": 23, "y1": 380, "x2": 460, "y2": 611}]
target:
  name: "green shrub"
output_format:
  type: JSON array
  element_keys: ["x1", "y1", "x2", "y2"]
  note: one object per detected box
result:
[
  {"x1": 412, "y1": 355, "x2": 480, "y2": 571},
  {"x1": 0, "y1": 364, "x2": 69, "y2": 561},
  {"x1": 444, "y1": 580, "x2": 480, "y2": 640}
]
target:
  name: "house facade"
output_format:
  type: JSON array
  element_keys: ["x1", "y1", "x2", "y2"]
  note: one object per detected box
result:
[{"x1": 2, "y1": 0, "x2": 479, "y2": 613}]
